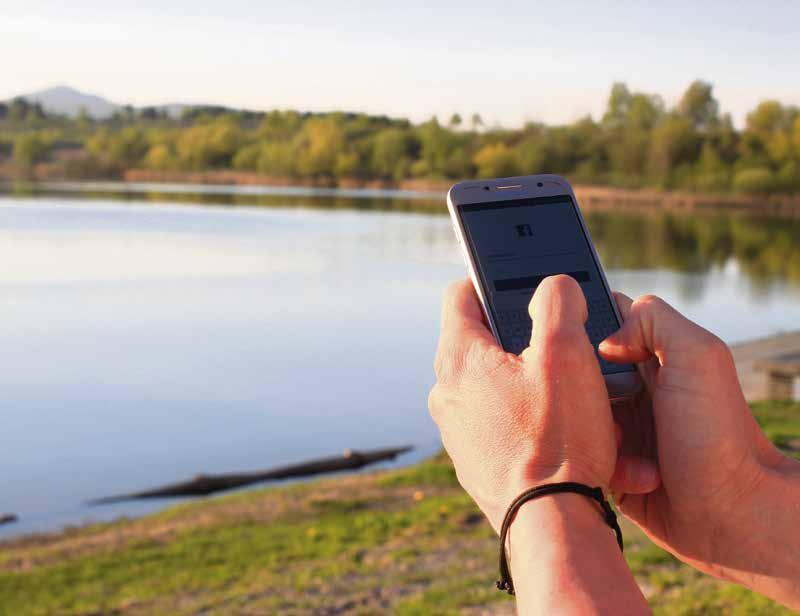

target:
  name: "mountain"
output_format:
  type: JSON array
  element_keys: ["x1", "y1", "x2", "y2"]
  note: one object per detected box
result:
[
  {"x1": 9, "y1": 86, "x2": 217, "y2": 120},
  {"x1": 14, "y1": 85, "x2": 118, "y2": 119}
]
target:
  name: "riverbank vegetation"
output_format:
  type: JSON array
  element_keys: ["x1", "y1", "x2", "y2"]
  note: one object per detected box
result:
[
  {"x1": 2, "y1": 81, "x2": 800, "y2": 195},
  {"x1": 1, "y1": 401, "x2": 798, "y2": 615}
]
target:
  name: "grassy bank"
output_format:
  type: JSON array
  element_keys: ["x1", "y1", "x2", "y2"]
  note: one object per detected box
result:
[{"x1": 1, "y1": 401, "x2": 798, "y2": 615}]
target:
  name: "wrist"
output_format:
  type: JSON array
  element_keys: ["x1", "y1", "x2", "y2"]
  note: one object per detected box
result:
[
  {"x1": 506, "y1": 492, "x2": 648, "y2": 615},
  {"x1": 507, "y1": 491, "x2": 619, "y2": 570},
  {"x1": 488, "y1": 465, "x2": 612, "y2": 533},
  {"x1": 501, "y1": 462, "x2": 611, "y2": 516},
  {"x1": 713, "y1": 454, "x2": 800, "y2": 609}
]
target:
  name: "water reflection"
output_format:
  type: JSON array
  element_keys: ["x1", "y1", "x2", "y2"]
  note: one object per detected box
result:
[
  {"x1": 0, "y1": 187, "x2": 798, "y2": 536},
  {"x1": 6, "y1": 181, "x2": 444, "y2": 214},
  {"x1": 586, "y1": 212, "x2": 800, "y2": 299},
  {"x1": 7, "y1": 182, "x2": 800, "y2": 291}
]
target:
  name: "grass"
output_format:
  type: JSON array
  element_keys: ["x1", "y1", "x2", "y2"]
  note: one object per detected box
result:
[
  {"x1": 751, "y1": 401, "x2": 800, "y2": 458},
  {"x1": 1, "y1": 402, "x2": 798, "y2": 615}
]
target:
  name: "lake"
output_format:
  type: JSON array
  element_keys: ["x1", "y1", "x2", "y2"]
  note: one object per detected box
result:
[{"x1": 2, "y1": 183, "x2": 800, "y2": 538}]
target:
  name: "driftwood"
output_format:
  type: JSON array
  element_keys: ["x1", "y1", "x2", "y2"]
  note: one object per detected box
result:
[
  {"x1": 89, "y1": 445, "x2": 413, "y2": 505},
  {"x1": 0, "y1": 513, "x2": 18, "y2": 526}
]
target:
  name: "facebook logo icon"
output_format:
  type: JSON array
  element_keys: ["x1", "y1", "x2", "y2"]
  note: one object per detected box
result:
[{"x1": 515, "y1": 224, "x2": 533, "y2": 237}]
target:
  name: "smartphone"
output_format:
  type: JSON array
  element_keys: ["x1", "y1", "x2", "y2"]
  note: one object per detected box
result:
[{"x1": 447, "y1": 174, "x2": 640, "y2": 401}]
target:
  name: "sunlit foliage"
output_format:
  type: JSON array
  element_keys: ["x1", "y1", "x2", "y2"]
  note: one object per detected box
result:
[{"x1": 2, "y1": 82, "x2": 800, "y2": 193}]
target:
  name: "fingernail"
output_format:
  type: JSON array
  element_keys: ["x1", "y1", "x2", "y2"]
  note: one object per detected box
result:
[{"x1": 632, "y1": 462, "x2": 659, "y2": 489}]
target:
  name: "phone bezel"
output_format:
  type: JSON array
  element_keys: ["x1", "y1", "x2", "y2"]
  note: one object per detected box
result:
[{"x1": 446, "y1": 173, "x2": 640, "y2": 402}]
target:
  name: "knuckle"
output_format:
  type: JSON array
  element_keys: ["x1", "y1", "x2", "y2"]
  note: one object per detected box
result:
[
  {"x1": 703, "y1": 333, "x2": 733, "y2": 362},
  {"x1": 464, "y1": 340, "x2": 518, "y2": 381},
  {"x1": 435, "y1": 338, "x2": 518, "y2": 388},
  {"x1": 535, "y1": 328, "x2": 588, "y2": 374},
  {"x1": 427, "y1": 385, "x2": 443, "y2": 422},
  {"x1": 635, "y1": 293, "x2": 664, "y2": 310},
  {"x1": 433, "y1": 343, "x2": 468, "y2": 384},
  {"x1": 540, "y1": 326, "x2": 579, "y2": 350}
]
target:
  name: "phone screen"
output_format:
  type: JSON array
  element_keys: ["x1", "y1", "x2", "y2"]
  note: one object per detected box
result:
[{"x1": 457, "y1": 194, "x2": 633, "y2": 375}]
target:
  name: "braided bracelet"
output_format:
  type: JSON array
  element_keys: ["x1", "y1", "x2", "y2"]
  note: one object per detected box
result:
[{"x1": 496, "y1": 482, "x2": 623, "y2": 595}]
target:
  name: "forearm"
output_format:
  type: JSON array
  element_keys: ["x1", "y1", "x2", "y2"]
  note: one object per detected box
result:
[
  {"x1": 509, "y1": 494, "x2": 650, "y2": 616},
  {"x1": 715, "y1": 456, "x2": 800, "y2": 609}
]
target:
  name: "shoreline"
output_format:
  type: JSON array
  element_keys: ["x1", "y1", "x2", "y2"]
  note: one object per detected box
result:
[
  {"x1": 3, "y1": 327, "x2": 797, "y2": 546},
  {"x1": 2, "y1": 403, "x2": 798, "y2": 614},
  {"x1": 3, "y1": 165, "x2": 800, "y2": 215},
  {"x1": 116, "y1": 170, "x2": 800, "y2": 214}
]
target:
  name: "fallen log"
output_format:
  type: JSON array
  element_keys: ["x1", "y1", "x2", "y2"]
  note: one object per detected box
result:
[
  {"x1": 89, "y1": 445, "x2": 413, "y2": 505},
  {"x1": 0, "y1": 513, "x2": 18, "y2": 526}
]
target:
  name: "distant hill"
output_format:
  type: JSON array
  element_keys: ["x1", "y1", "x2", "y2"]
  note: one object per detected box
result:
[
  {"x1": 8, "y1": 86, "x2": 217, "y2": 120},
  {"x1": 14, "y1": 85, "x2": 118, "y2": 119}
]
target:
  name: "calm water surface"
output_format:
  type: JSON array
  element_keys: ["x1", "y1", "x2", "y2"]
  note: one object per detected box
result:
[{"x1": 1, "y1": 185, "x2": 799, "y2": 537}]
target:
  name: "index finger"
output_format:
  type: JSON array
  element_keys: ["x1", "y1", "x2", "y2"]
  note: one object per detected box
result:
[
  {"x1": 434, "y1": 280, "x2": 499, "y2": 384},
  {"x1": 438, "y1": 279, "x2": 495, "y2": 350}
]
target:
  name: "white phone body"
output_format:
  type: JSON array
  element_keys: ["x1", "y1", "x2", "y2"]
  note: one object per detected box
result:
[{"x1": 447, "y1": 173, "x2": 640, "y2": 401}]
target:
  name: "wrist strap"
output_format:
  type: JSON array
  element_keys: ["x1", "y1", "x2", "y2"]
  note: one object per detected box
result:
[{"x1": 496, "y1": 482, "x2": 623, "y2": 595}]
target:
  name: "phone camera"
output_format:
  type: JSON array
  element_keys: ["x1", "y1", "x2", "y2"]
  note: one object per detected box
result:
[{"x1": 536, "y1": 182, "x2": 543, "y2": 187}]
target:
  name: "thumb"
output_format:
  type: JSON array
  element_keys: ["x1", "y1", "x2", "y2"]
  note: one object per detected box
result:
[
  {"x1": 522, "y1": 274, "x2": 599, "y2": 376},
  {"x1": 527, "y1": 274, "x2": 589, "y2": 347},
  {"x1": 610, "y1": 455, "x2": 661, "y2": 495},
  {"x1": 598, "y1": 293, "x2": 711, "y2": 365}
]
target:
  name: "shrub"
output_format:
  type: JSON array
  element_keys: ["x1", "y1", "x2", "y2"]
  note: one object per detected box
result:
[{"x1": 732, "y1": 167, "x2": 777, "y2": 194}]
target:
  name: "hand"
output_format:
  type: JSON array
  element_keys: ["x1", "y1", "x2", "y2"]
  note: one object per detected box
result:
[
  {"x1": 428, "y1": 275, "x2": 617, "y2": 532},
  {"x1": 602, "y1": 293, "x2": 799, "y2": 606}
]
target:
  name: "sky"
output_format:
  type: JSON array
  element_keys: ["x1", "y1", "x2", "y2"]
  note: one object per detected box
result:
[{"x1": 2, "y1": 1, "x2": 799, "y2": 128}]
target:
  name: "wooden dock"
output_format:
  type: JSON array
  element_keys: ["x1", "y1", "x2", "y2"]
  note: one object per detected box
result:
[{"x1": 731, "y1": 331, "x2": 800, "y2": 401}]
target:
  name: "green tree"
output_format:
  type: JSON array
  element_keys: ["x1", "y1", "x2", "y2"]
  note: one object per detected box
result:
[
  {"x1": 746, "y1": 100, "x2": 787, "y2": 134},
  {"x1": 293, "y1": 117, "x2": 345, "y2": 177},
  {"x1": 473, "y1": 143, "x2": 520, "y2": 178},
  {"x1": 792, "y1": 115, "x2": 800, "y2": 157},
  {"x1": 258, "y1": 111, "x2": 303, "y2": 142},
  {"x1": 678, "y1": 80, "x2": 719, "y2": 130},
  {"x1": 693, "y1": 142, "x2": 730, "y2": 192},
  {"x1": 740, "y1": 101, "x2": 798, "y2": 173},
  {"x1": 471, "y1": 113, "x2": 484, "y2": 131},
  {"x1": 2, "y1": 79, "x2": 797, "y2": 194},
  {"x1": 414, "y1": 117, "x2": 465, "y2": 178},
  {"x1": 648, "y1": 115, "x2": 701, "y2": 185},
  {"x1": 732, "y1": 167, "x2": 776, "y2": 193},
  {"x1": 569, "y1": 117, "x2": 609, "y2": 181},
  {"x1": 602, "y1": 83, "x2": 663, "y2": 131},
  {"x1": 515, "y1": 125, "x2": 548, "y2": 174},
  {"x1": 76, "y1": 107, "x2": 92, "y2": 132},
  {"x1": 13, "y1": 133, "x2": 49, "y2": 167},
  {"x1": 176, "y1": 118, "x2": 242, "y2": 169},
  {"x1": 231, "y1": 143, "x2": 261, "y2": 171},
  {"x1": 443, "y1": 147, "x2": 473, "y2": 178},
  {"x1": 371, "y1": 128, "x2": 411, "y2": 180},
  {"x1": 257, "y1": 142, "x2": 297, "y2": 177},
  {"x1": 144, "y1": 143, "x2": 179, "y2": 171},
  {"x1": 602, "y1": 83, "x2": 664, "y2": 183},
  {"x1": 334, "y1": 151, "x2": 360, "y2": 177},
  {"x1": 108, "y1": 127, "x2": 149, "y2": 168}
]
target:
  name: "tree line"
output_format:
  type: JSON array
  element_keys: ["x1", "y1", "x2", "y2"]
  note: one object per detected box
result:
[{"x1": 2, "y1": 81, "x2": 800, "y2": 194}]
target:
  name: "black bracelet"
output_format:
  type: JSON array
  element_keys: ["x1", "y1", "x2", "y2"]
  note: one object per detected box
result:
[{"x1": 496, "y1": 482, "x2": 623, "y2": 595}]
